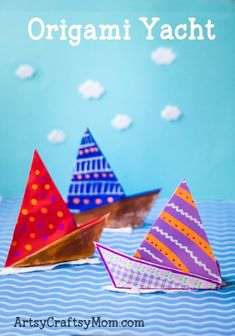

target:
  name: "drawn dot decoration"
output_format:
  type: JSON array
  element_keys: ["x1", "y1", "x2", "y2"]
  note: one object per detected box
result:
[
  {"x1": 30, "y1": 233, "x2": 36, "y2": 239},
  {"x1": 77, "y1": 174, "x2": 82, "y2": 180},
  {"x1": 51, "y1": 195, "x2": 56, "y2": 202},
  {"x1": 59, "y1": 223, "x2": 65, "y2": 230},
  {"x1": 107, "y1": 197, "x2": 114, "y2": 203},
  {"x1": 73, "y1": 198, "x2": 80, "y2": 204},
  {"x1": 49, "y1": 224, "x2": 54, "y2": 229},
  {"x1": 41, "y1": 207, "x2": 48, "y2": 214},
  {"x1": 21, "y1": 209, "x2": 28, "y2": 215},
  {"x1": 31, "y1": 198, "x2": 37, "y2": 206},
  {"x1": 32, "y1": 184, "x2": 38, "y2": 190},
  {"x1": 12, "y1": 241, "x2": 17, "y2": 247},
  {"x1": 25, "y1": 244, "x2": 32, "y2": 251},
  {"x1": 42, "y1": 233, "x2": 47, "y2": 240},
  {"x1": 85, "y1": 174, "x2": 90, "y2": 179},
  {"x1": 44, "y1": 184, "x2": 50, "y2": 190},
  {"x1": 35, "y1": 170, "x2": 40, "y2": 176},
  {"x1": 29, "y1": 216, "x2": 35, "y2": 223},
  {"x1": 95, "y1": 198, "x2": 102, "y2": 205},
  {"x1": 94, "y1": 173, "x2": 99, "y2": 178},
  {"x1": 83, "y1": 199, "x2": 90, "y2": 205},
  {"x1": 57, "y1": 211, "x2": 63, "y2": 218}
]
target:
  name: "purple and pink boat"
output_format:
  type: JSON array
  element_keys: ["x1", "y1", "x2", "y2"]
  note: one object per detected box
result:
[{"x1": 96, "y1": 179, "x2": 222, "y2": 292}]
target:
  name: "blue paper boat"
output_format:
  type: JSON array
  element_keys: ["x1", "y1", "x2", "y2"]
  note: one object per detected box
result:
[{"x1": 67, "y1": 129, "x2": 160, "y2": 228}]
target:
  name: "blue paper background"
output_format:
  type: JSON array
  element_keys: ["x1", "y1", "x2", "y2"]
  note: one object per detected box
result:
[{"x1": 0, "y1": 0, "x2": 234, "y2": 199}]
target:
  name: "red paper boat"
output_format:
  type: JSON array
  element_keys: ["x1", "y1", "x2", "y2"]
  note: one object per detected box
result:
[
  {"x1": 67, "y1": 129, "x2": 161, "y2": 228},
  {"x1": 5, "y1": 150, "x2": 108, "y2": 268}
]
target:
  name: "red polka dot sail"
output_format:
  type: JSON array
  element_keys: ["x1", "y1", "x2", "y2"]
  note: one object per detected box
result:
[{"x1": 5, "y1": 150, "x2": 77, "y2": 267}]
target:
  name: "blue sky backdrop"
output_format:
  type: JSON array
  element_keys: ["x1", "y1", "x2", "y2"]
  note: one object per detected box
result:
[{"x1": 0, "y1": 0, "x2": 234, "y2": 199}]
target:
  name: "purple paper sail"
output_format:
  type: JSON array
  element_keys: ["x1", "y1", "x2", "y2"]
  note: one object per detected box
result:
[
  {"x1": 67, "y1": 128, "x2": 126, "y2": 213},
  {"x1": 96, "y1": 180, "x2": 222, "y2": 291}
]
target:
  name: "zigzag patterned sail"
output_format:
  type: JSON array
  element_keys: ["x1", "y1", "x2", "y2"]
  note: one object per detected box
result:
[
  {"x1": 134, "y1": 179, "x2": 222, "y2": 285},
  {"x1": 67, "y1": 129, "x2": 126, "y2": 213}
]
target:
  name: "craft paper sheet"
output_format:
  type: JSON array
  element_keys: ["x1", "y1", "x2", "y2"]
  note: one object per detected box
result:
[
  {"x1": 135, "y1": 180, "x2": 221, "y2": 285},
  {"x1": 67, "y1": 128, "x2": 126, "y2": 213},
  {"x1": 97, "y1": 180, "x2": 222, "y2": 290},
  {"x1": 5, "y1": 150, "x2": 77, "y2": 267}
]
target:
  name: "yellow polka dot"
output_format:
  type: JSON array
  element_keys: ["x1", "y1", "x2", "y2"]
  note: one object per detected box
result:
[
  {"x1": 35, "y1": 169, "x2": 40, "y2": 176},
  {"x1": 12, "y1": 241, "x2": 17, "y2": 247},
  {"x1": 29, "y1": 216, "x2": 35, "y2": 222},
  {"x1": 31, "y1": 198, "x2": 37, "y2": 206},
  {"x1": 57, "y1": 211, "x2": 63, "y2": 218},
  {"x1": 30, "y1": 233, "x2": 36, "y2": 239},
  {"x1": 25, "y1": 244, "x2": 32, "y2": 251},
  {"x1": 107, "y1": 197, "x2": 114, "y2": 203},
  {"x1": 41, "y1": 207, "x2": 48, "y2": 214},
  {"x1": 44, "y1": 184, "x2": 50, "y2": 190},
  {"x1": 21, "y1": 209, "x2": 28, "y2": 215},
  {"x1": 49, "y1": 224, "x2": 54, "y2": 229},
  {"x1": 73, "y1": 198, "x2": 80, "y2": 204},
  {"x1": 32, "y1": 184, "x2": 38, "y2": 190}
]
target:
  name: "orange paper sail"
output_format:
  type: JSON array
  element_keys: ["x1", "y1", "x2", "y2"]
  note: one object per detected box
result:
[{"x1": 5, "y1": 150, "x2": 107, "y2": 267}]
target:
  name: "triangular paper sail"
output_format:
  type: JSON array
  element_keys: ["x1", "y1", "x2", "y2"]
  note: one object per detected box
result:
[
  {"x1": 134, "y1": 179, "x2": 221, "y2": 284},
  {"x1": 67, "y1": 128, "x2": 126, "y2": 213},
  {"x1": 4, "y1": 150, "x2": 108, "y2": 268},
  {"x1": 5, "y1": 150, "x2": 78, "y2": 267}
]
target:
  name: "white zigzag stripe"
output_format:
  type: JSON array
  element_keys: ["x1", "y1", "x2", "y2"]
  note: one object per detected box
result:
[
  {"x1": 152, "y1": 226, "x2": 221, "y2": 283},
  {"x1": 166, "y1": 203, "x2": 203, "y2": 229},
  {"x1": 138, "y1": 247, "x2": 163, "y2": 263}
]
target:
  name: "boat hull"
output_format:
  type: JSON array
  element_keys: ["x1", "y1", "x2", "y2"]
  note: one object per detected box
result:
[
  {"x1": 13, "y1": 214, "x2": 108, "y2": 267},
  {"x1": 96, "y1": 243, "x2": 220, "y2": 290},
  {"x1": 74, "y1": 189, "x2": 160, "y2": 228}
]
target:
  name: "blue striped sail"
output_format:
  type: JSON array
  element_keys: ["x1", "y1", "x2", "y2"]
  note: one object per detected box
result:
[{"x1": 67, "y1": 129, "x2": 126, "y2": 213}]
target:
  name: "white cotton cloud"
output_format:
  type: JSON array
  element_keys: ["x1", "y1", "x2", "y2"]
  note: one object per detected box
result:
[
  {"x1": 78, "y1": 80, "x2": 105, "y2": 99},
  {"x1": 111, "y1": 114, "x2": 133, "y2": 131},
  {"x1": 15, "y1": 64, "x2": 36, "y2": 79},
  {"x1": 47, "y1": 129, "x2": 66, "y2": 144},
  {"x1": 161, "y1": 105, "x2": 182, "y2": 121},
  {"x1": 151, "y1": 47, "x2": 176, "y2": 65}
]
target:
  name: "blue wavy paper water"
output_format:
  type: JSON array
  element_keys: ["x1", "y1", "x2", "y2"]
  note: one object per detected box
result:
[{"x1": 0, "y1": 198, "x2": 234, "y2": 336}]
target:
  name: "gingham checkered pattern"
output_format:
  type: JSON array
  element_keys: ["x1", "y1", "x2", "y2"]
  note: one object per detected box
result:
[{"x1": 109, "y1": 261, "x2": 188, "y2": 289}]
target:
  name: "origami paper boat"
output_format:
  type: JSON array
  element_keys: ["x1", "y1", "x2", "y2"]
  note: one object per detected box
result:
[
  {"x1": 67, "y1": 129, "x2": 161, "y2": 228},
  {"x1": 96, "y1": 180, "x2": 222, "y2": 291},
  {"x1": 4, "y1": 150, "x2": 108, "y2": 268}
]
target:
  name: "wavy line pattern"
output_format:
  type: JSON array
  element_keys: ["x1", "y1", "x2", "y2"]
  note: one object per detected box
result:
[
  {"x1": 0, "y1": 198, "x2": 235, "y2": 336},
  {"x1": 166, "y1": 202, "x2": 203, "y2": 229},
  {"x1": 152, "y1": 226, "x2": 221, "y2": 282},
  {"x1": 138, "y1": 246, "x2": 163, "y2": 263}
]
